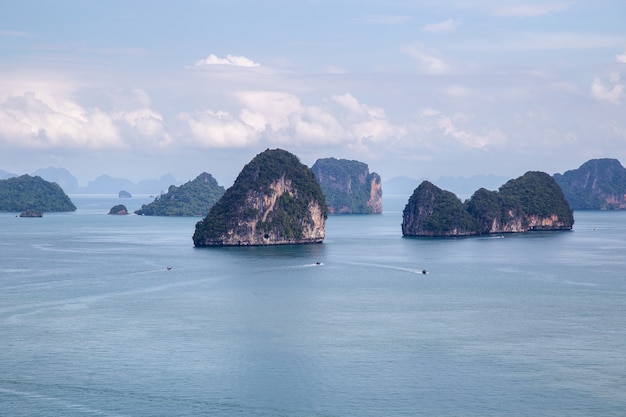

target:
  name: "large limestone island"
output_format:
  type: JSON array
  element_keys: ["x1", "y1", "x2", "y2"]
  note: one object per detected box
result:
[
  {"x1": 0, "y1": 174, "x2": 76, "y2": 213},
  {"x1": 553, "y1": 158, "x2": 626, "y2": 210},
  {"x1": 311, "y1": 157, "x2": 382, "y2": 214},
  {"x1": 193, "y1": 149, "x2": 328, "y2": 247},
  {"x1": 402, "y1": 171, "x2": 574, "y2": 237},
  {"x1": 135, "y1": 172, "x2": 225, "y2": 216}
]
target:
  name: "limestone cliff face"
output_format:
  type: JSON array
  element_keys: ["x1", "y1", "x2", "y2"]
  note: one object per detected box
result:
[
  {"x1": 404, "y1": 172, "x2": 574, "y2": 237},
  {"x1": 402, "y1": 181, "x2": 479, "y2": 237},
  {"x1": 209, "y1": 176, "x2": 325, "y2": 246},
  {"x1": 193, "y1": 149, "x2": 327, "y2": 247},
  {"x1": 553, "y1": 158, "x2": 626, "y2": 210},
  {"x1": 311, "y1": 157, "x2": 383, "y2": 214}
]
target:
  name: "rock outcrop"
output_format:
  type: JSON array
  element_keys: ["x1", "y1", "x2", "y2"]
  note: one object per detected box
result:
[
  {"x1": 135, "y1": 172, "x2": 225, "y2": 216},
  {"x1": 108, "y1": 204, "x2": 129, "y2": 215},
  {"x1": 20, "y1": 209, "x2": 43, "y2": 217},
  {"x1": 311, "y1": 157, "x2": 382, "y2": 214},
  {"x1": 553, "y1": 158, "x2": 626, "y2": 209},
  {"x1": 402, "y1": 181, "x2": 479, "y2": 237},
  {"x1": 403, "y1": 171, "x2": 574, "y2": 237},
  {"x1": 118, "y1": 190, "x2": 132, "y2": 198},
  {"x1": 193, "y1": 149, "x2": 327, "y2": 246}
]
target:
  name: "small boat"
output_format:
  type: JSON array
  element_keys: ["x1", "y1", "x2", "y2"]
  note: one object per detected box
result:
[{"x1": 166, "y1": 267, "x2": 173, "y2": 271}]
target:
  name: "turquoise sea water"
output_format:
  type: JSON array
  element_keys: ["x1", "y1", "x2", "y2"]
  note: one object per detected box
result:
[{"x1": 1, "y1": 195, "x2": 625, "y2": 416}]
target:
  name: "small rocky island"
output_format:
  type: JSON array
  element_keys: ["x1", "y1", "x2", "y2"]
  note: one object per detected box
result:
[
  {"x1": 20, "y1": 209, "x2": 43, "y2": 217},
  {"x1": 108, "y1": 204, "x2": 129, "y2": 215},
  {"x1": 311, "y1": 157, "x2": 382, "y2": 214},
  {"x1": 553, "y1": 158, "x2": 626, "y2": 210},
  {"x1": 193, "y1": 149, "x2": 327, "y2": 246},
  {"x1": 135, "y1": 172, "x2": 225, "y2": 216},
  {"x1": 118, "y1": 190, "x2": 132, "y2": 198},
  {"x1": 402, "y1": 171, "x2": 574, "y2": 237},
  {"x1": 0, "y1": 174, "x2": 76, "y2": 212}
]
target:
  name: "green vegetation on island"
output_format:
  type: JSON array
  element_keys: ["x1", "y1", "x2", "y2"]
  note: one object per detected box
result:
[
  {"x1": 109, "y1": 204, "x2": 129, "y2": 215},
  {"x1": 193, "y1": 149, "x2": 327, "y2": 246},
  {"x1": 311, "y1": 157, "x2": 382, "y2": 214},
  {"x1": 402, "y1": 181, "x2": 478, "y2": 236},
  {"x1": 553, "y1": 158, "x2": 626, "y2": 210},
  {"x1": 403, "y1": 171, "x2": 573, "y2": 237},
  {"x1": 0, "y1": 175, "x2": 76, "y2": 212},
  {"x1": 135, "y1": 172, "x2": 225, "y2": 216}
]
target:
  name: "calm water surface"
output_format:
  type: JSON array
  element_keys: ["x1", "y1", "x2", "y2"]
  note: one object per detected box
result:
[{"x1": 1, "y1": 195, "x2": 625, "y2": 416}]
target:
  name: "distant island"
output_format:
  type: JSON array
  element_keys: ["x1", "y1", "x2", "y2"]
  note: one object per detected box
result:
[
  {"x1": 20, "y1": 209, "x2": 43, "y2": 217},
  {"x1": 311, "y1": 157, "x2": 382, "y2": 214},
  {"x1": 553, "y1": 158, "x2": 626, "y2": 210},
  {"x1": 193, "y1": 149, "x2": 327, "y2": 246},
  {"x1": 135, "y1": 172, "x2": 225, "y2": 216},
  {"x1": 108, "y1": 204, "x2": 129, "y2": 215},
  {"x1": 402, "y1": 171, "x2": 574, "y2": 237},
  {"x1": 0, "y1": 175, "x2": 76, "y2": 212},
  {"x1": 119, "y1": 190, "x2": 132, "y2": 198}
]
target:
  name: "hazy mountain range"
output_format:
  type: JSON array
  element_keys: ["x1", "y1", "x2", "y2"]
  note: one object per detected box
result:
[
  {"x1": 2, "y1": 166, "x2": 511, "y2": 198},
  {"x1": 0, "y1": 167, "x2": 179, "y2": 195}
]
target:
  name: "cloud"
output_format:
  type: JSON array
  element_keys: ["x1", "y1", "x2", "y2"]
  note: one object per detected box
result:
[
  {"x1": 617, "y1": 51, "x2": 626, "y2": 64},
  {"x1": 178, "y1": 92, "x2": 407, "y2": 151},
  {"x1": 591, "y1": 77, "x2": 624, "y2": 104},
  {"x1": 422, "y1": 19, "x2": 462, "y2": 33},
  {"x1": 194, "y1": 54, "x2": 260, "y2": 67},
  {"x1": 0, "y1": 87, "x2": 173, "y2": 149},
  {"x1": 492, "y1": 2, "x2": 569, "y2": 17},
  {"x1": 178, "y1": 110, "x2": 258, "y2": 148},
  {"x1": 418, "y1": 109, "x2": 506, "y2": 150},
  {"x1": 454, "y1": 33, "x2": 625, "y2": 53},
  {"x1": 0, "y1": 91, "x2": 122, "y2": 149},
  {"x1": 402, "y1": 43, "x2": 450, "y2": 74}
]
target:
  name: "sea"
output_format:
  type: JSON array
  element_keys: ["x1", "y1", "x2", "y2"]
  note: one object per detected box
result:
[{"x1": 1, "y1": 194, "x2": 625, "y2": 417}]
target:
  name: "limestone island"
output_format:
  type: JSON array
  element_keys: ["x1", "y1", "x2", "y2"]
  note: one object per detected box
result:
[
  {"x1": 108, "y1": 204, "x2": 129, "y2": 215},
  {"x1": 118, "y1": 190, "x2": 132, "y2": 198},
  {"x1": 135, "y1": 172, "x2": 225, "y2": 216},
  {"x1": 0, "y1": 174, "x2": 76, "y2": 213},
  {"x1": 553, "y1": 158, "x2": 626, "y2": 210},
  {"x1": 193, "y1": 149, "x2": 327, "y2": 247},
  {"x1": 402, "y1": 171, "x2": 574, "y2": 237},
  {"x1": 311, "y1": 157, "x2": 382, "y2": 214}
]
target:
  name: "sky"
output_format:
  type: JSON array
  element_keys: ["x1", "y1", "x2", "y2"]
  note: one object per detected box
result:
[{"x1": 1, "y1": 0, "x2": 625, "y2": 187}]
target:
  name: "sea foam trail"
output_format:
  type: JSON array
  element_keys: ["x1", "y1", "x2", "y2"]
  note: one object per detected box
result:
[{"x1": 343, "y1": 261, "x2": 428, "y2": 275}]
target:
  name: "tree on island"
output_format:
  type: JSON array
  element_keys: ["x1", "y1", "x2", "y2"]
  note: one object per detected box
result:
[{"x1": 0, "y1": 175, "x2": 76, "y2": 212}]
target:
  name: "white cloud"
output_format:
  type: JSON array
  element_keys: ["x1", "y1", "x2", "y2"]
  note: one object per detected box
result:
[
  {"x1": 418, "y1": 109, "x2": 505, "y2": 150},
  {"x1": 402, "y1": 43, "x2": 450, "y2": 75},
  {"x1": 178, "y1": 110, "x2": 258, "y2": 148},
  {"x1": 0, "y1": 91, "x2": 122, "y2": 149},
  {"x1": 591, "y1": 77, "x2": 624, "y2": 104},
  {"x1": 422, "y1": 19, "x2": 462, "y2": 33},
  {"x1": 0, "y1": 86, "x2": 175, "y2": 150},
  {"x1": 492, "y1": 2, "x2": 569, "y2": 17},
  {"x1": 178, "y1": 91, "x2": 408, "y2": 150},
  {"x1": 617, "y1": 51, "x2": 626, "y2": 64},
  {"x1": 194, "y1": 54, "x2": 260, "y2": 67}
]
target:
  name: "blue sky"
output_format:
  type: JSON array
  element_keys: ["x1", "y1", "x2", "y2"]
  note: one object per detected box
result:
[{"x1": 1, "y1": 0, "x2": 625, "y2": 186}]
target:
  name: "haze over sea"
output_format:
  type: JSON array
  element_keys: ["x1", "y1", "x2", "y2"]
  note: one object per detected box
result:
[{"x1": 1, "y1": 195, "x2": 625, "y2": 417}]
